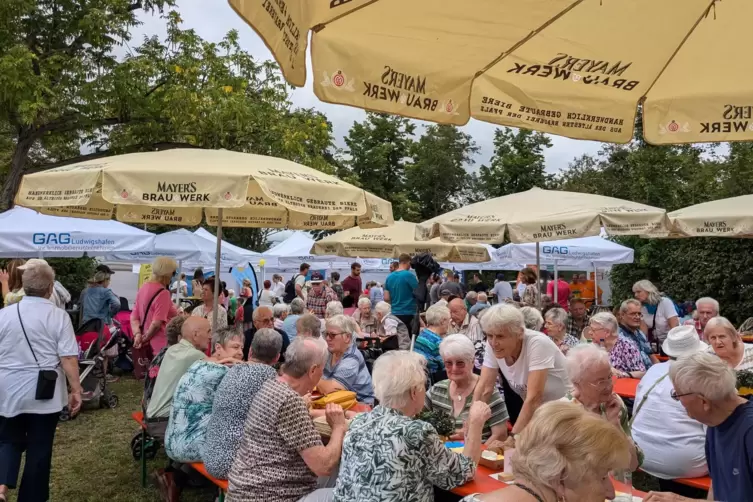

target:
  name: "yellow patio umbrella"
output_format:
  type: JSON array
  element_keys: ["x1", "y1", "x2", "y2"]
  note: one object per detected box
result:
[
  {"x1": 14, "y1": 148, "x2": 394, "y2": 329},
  {"x1": 229, "y1": 0, "x2": 749, "y2": 145},
  {"x1": 414, "y1": 187, "x2": 669, "y2": 244},
  {"x1": 667, "y1": 195, "x2": 753, "y2": 237},
  {"x1": 311, "y1": 220, "x2": 491, "y2": 262}
]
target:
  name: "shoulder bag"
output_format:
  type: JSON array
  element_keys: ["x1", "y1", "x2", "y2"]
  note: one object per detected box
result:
[{"x1": 17, "y1": 305, "x2": 58, "y2": 400}]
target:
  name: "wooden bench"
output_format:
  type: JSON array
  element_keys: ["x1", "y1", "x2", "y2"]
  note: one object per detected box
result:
[
  {"x1": 190, "y1": 462, "x2": 228, "y2": 502},
  {"x1": 674, "y1": 476, "x2": 711, "y2": 491}
]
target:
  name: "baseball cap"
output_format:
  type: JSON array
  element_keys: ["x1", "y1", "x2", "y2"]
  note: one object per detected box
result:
[
  {"x1": 440, "y1": 288, "x2": 452, "y2": 297},
  {"x1": 310, "y1": 271, "x2": 324, "y2": 283},
  {"x1": 18, "y1": 258, "x2": 49, "y2": 270}
]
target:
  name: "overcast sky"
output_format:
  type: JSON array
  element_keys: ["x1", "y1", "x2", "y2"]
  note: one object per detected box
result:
[{"x1": 132, "y1": 0, "x2": 604, "y2": 173}]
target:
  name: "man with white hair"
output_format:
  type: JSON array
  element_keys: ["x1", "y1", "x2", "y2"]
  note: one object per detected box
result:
[
  {"x1": 645, "y1": 351, "x2": 753, "y2": 502},
  {"x1": 374, "y1": 301, "x2": 410, "y2": 351},
  {"x1": 618, "y1": 299, "x2": 658, "y2": 369},
  {"x1": 684, "y1": 297, "x2": 719, "y2": 338},
  {"x1": 469, "y1": 292, "x2": 490, "y2": 316},
  {"x1": 448, "y1": 298, "x2": 484, "y2": 343},
  {"x1": 464, "y1": 291, "x2": 478, "y2": 310},
  {"x1": 243, "y1": 306, "x2": 290, "y2": 362},
  {"x1": 473, "y1": 304, "x2": 570, "y2": 433},
  {"x1": 227, "y1": 337, "x2": 345, "y2": 502},
  {"x1": 632, "y1": 325, "x2": 709, "y2": 498}
]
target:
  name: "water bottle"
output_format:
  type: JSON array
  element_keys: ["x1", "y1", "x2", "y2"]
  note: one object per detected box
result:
[{"x1": 613, "y1": 469, "x2": 633, "y2": 502}]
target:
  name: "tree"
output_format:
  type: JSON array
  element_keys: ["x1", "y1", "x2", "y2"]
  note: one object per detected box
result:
[
  {"x1": 404, "y1": 124, "x2": 478, "y2": 221},
  {"x1": 477, "y1": 128, "x2": 553, "y2": 198},
  {"x1": 341, "y1": 113, "x2": 416, "y2": 220}
]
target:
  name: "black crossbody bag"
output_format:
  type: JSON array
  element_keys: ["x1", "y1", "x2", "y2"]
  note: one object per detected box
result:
[{"x1": 17, "y1": 304, "x2": 59, "y2": 400}]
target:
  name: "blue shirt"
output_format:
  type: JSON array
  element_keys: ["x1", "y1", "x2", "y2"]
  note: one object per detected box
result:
[
  {"x1": 469, "y1": 302, "x2": 490, "y2": 316},
  {"x1": 384, "y1": 270, "x2": 418, "y2": 316},
  {"x1": 706, "y1": 400, "x2": 753, "y2": 502},
  {"x1": 282, "y1": 314, "x2": 301, "y2": 341},
  {"x1": 369, "y1": 286, "x2": 384, "y2": 306},
  {"x1": 81, "y1": 285, "x2": 120, "y2": 325},
  {"x1": 413, "y1": 328, "x2": 444, "y2": 374},
  {"x1": 324, "y1": 340, "x2": 374, "y2": 404},
  {"x1": 619, "y1": 325, "x2": 653, "y2": 369}
]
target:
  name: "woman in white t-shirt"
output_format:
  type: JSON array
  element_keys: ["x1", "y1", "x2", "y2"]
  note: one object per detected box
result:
[
  {"x1": 633, "y1": 280, "x2": 679, "y2": 346},
  {"x1": 473, "y1": 304, "x2": 571, "y2": 434}
]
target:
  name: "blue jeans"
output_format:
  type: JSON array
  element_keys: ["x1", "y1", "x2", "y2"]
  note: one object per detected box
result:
[{"x1": 0, "y1": 413, "x2": 60, "y2": 502}]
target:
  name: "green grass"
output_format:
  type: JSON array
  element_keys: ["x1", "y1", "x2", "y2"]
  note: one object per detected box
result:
[{"x1": 5, "y1": 378, "x2": 218, "y2": 502}]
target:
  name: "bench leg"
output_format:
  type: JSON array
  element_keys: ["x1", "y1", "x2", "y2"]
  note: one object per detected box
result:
[
  {"x1": 218, "y1": 489, "x2": 225, "y2": 502},
  {"x1": 140, "y1": 428, "x2": 147, "y2": 488}
]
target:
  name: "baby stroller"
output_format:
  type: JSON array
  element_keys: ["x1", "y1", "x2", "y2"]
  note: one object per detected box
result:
[
  {"x1": 111, "y1": 298, "x2": 135, "y2": 373},
  {"x1": 64, "y1": 318, "x2": 119, "y2": 420}
]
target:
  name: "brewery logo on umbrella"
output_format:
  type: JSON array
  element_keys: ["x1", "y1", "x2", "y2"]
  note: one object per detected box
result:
[
  {"x1": 120, "y1": 190, "x2": 129, "y2": 199},
  {"x1": 658, "y1": 120, "x2": 691, "y2": 135},
  {"x1": 320, "y1": 70, "x2": 355, "y2": 91},
  {"x1": 438, "y1": 99, "x2": 460, "y2": 115}
]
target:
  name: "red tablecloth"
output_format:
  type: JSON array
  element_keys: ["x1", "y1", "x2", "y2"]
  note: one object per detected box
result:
[{"x1": 613, "y1": 377, "x2": 640, "y2": 399}]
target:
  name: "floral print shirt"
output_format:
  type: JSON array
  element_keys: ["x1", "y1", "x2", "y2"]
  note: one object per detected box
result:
[
  {"x1": 619, "y1": 325, "x2": 654, "y2": 369},
  {"x1": 333, "y1": 405, "x2": 476, "y2": 502},
  {"x1": 609, "y1": 336, "x2": 647, "y2": 375},
  {"x1": 164, "y1": 360, "x2": 228, "y2": 463}
]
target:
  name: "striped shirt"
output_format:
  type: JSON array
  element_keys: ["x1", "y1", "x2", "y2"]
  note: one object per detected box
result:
[{"x1": 424, "y1": 379, "x2": 509, "y2": 441}]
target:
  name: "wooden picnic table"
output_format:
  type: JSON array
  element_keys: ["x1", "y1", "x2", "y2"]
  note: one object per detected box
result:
[{"x1": 613, "y1": 377, "x2": 640, "y2": 399}]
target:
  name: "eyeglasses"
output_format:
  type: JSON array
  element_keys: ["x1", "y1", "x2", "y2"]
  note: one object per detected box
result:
[
  {"x1": 258, "y1": 317, "x2": 273, "y2": 324},
  {"x1": 625, "y1": 312, "x2": 643, "y2": 318},
  {"x1": 444, "y1": 360, "x2": 467, "y2": 368},
  {"x1": 325, "y1": 331, "x2": 345, "y2": 340},
  {"x1": 587, "y1": 378, "x2": 613, "y2": 390},
  {"x1": 670, "y1": 390, "x2": 697, "y2": 401}
]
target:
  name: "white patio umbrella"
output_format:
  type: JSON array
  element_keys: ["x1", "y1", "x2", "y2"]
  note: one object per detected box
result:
[{"x1": 666, "y1": 195, "x2": 753, "y2": 237}]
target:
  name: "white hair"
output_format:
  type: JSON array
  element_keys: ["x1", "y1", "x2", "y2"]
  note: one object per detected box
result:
[
  {"x1": 375, "y1": 301, "x2": 391, "y2": 317},
  {"x1": 273, "y1": 303, "x2": 290, "y2": 318},
  {"x1": 477, "y1": 292, "x2": 488, "y2": 303},
  {"x1": 434, "y1": 299, "x2": 448, "y2": 308},
  {"x1": 633, "y1": 280, "x2": 662, "y2": 305},
  {"x1": 696, "y1": 297, "x2": 720, "y2": 314},
  {"x1": 439, "y1": 334, "x2": 476, "y2": 362},
  {"x1": 325, "y1": 300, "x2": 344, "y2": 318},
  {"x1": 544, "y1": 307, "x2": 568, "y2": 327},
  {"x1": 590, "y1": 312, "x2": 619, "y2": 335},
  {"x1": 481, "y1": 304, "x2": 526, "y2": 335},
  {"x1": 565, "y1": 344, "x2": 611, "y2": 384},
  {"x1": 21, "y1": 263, "x2": 55, "y2": 297},
  {"x1": 670, "y1": 351, "x2": 737, "y2": 401},
  {"x1": 372, "y1": 351, "x2": 426, "y2": 409},
  {"x1": 282, "y1": 336, "x2": 328, "y2": 378},
  {"x1": 704, "y1": 316, "x2": 739, "y2": 339},
  {"x1": 465, "y1": 291, "x2": 478, "y2": 301},
  {"x1": 520, "y1": 306, "x2": 544, "y2": 331},
  {"x1": 357, "y1": 297, "x2": 372, "y2": 308},
  {"x1": 325, "y1": 315, "x2": 355, "y2": 339},
  {"x1": 619, "y1": 298, "x2": 642, "y2": 314},
  {"x1": 290, "y1": 297, "x2": 305, "y2": 315},
  {"x1": 425, "y1": 304, "x2": 451, "y2": 327},
  {"x1": 211, "y1": 328, "x2": 242, "y2": 351}
]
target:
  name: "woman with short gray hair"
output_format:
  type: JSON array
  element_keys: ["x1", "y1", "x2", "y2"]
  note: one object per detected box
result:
[
  {"x1": 317, "y1": 315, "x2": 374, "y2": 404},
  {"x1": 352, "y1": 296, "x2": 377, "y2": 336},
  {"x1": 414, "y1": 304, "x2": 451, "y2": 382},
  {"x1": 705, "y1": 316, "x2": 753, "y2": 370},
  {"x1": 273, "y1": 303, "x2": 290, "y2": 331},
  {"x1": 544, "y1": 307, "x2": 579, "y2": 354},
  {"x1": 0, "y1": 263, "x2": 82, "y2": 502},
  {"x1": 520, "y1": 306, "x2": 544, "y2": 331},
  {"x1": 333, "y1": 351, "x2": 491, "y2": 501},
  {"x1": 590, "y1": 312, "x2": 646, "y2": 379},
  {"x1": 473, "y1": 304, "x2": 570, "y2": 433}
]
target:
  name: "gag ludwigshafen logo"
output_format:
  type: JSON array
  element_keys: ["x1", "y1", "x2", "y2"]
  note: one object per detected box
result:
[
  {"x1": 542, "y1": 246, "x2": 569, "y2": 255},
  {"x1": 32, "y1": 233, "x2": 115, "y2": 249}
]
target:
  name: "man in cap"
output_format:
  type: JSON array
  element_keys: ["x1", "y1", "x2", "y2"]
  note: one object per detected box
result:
[{"x1": 305, "y1": 272, "x2": 337, "y2": 320}]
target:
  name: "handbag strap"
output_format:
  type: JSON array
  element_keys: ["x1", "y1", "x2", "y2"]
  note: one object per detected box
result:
[
  {"x1": 628, "y1": 373, "x2": 668, "y2": 428},
  {"x1": 140, "y1": 286, "x2": 166, "y2": 333},
  {"x1": 16, "y1": 304, "x2": 40, "y2": 368}
]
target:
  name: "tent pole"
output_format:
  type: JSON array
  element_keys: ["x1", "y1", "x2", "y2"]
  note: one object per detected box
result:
[
  {"x1": 212, "y1": 210, "x2": 223, "y2": 336},
  {"x1": 175, "y1": 260, "x2": 182, "y2": 307},
  {"x1": 536, "y1": 242, "x2": 541, "y2": 308},
  {"x1": 553, "y1": 260, "x2": 559, "y2": 305},
  {"x1": 593, "y1": 261, "x2": 598, "y2": 307}
]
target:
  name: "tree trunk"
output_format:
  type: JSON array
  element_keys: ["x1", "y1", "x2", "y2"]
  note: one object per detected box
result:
[{"x1": 1, "y1": 128, "x2": 36, "y2": 210}]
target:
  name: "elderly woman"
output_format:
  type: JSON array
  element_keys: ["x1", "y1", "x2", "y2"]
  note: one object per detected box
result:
[
  {"x1": 544, "y1": 307, "x2": 579, "y2": 354},
  {"x1": 165, "y1": 327, "x2": 243, "y2": 464},
  {"x1": 589, "y1": 312, "x2": 646, "y2": 379},
  {"x1": 460, "y1": 401, "x2": 633, "y2": 502},
  {"x1": 352, "y1": 297, "x2": 378, "y2": 335},
  {"x1": 272, "y1": 302, "x2": 289, "y2": 331},
  {"x1": 227, "y1": 337, "x2": 347, "y2": 502},
  {"x1": 374, "y1": 301, "x2": 411, "y2": 351},
  {"x1": 563, "y1": 344, "x2": 641, "y2": 470},
  {"x1": 705, "y1": 316, "x2": 753, "y2": 370},
  {"x1": 414, "y1": 304, "x2": 451, "y2": 382},
  {"x1": 0, "y1": 262, "x2": 82, "y2": 502},
  {"x1": 334, "y1": 351, "x2": 491, "y2": 501},
  {"x1": 474, "y1": 304, "x2": 570, "y2": 433},
  {"x1": 191, "y1": 279, "x2": 228, "y2": 332},
  {"x1": 317, "y1": 315, "x2": 374, "y2": 404},
  {"x1": 518, "y1": 267, "x2": 540, "y2": 307},
  {"x1": 520, "y1": 306, "x2": 544, "y2": 331},
  {"x1": 426, "y1": 334, "x2": 509, "y2": 444},
  {"x1": 131, "y1": 257, "x2": 180, "y2": 371},
  {"x1": 633, "y1": 280, "x2": 679, "y2": 349}
]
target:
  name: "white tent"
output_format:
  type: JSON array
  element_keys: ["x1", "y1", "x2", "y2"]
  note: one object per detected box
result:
[
  {"x1": 0, "y1": 206, "x2": 155, "y2": 258},
  {"x1": 264, "y1": 231, "x2": 382, "y2": 270},
  {"x1": 493, "y1": 236, "x2": 634, "y2": 268},
  {"x1": 105, "y1": 228, "x2": 248, "y2": 269},
  {"x1": 193, "y1": 228, "x2": 263, "y2": 267}
]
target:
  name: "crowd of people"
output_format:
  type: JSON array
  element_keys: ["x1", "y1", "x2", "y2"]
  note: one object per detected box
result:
[{"x1": 3, "y1": 253, "x2": 753, "y2": 502}]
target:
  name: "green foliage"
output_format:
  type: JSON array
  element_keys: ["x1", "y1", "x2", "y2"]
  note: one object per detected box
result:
[
  {"x1": 478, "y1": 128, "x2": 553, "y2": 198},
  {"x1": 416, "y1": 409, "x2": 455, "y2": 437},
  {"x1": 0, "y1": 256, "x2": 95, "y2": 301}
]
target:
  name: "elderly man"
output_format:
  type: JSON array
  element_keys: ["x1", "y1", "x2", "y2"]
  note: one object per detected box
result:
[
  {"x1": 632, "y1": 325, "x2": 709, "y2": 499},
  {"x1": 565, "y1": 298, "x2": 589, "y2": 340},
  {"x1": 645, "y1": 351, "x2": 753, "y2": 502},
  {"x1": 705, "y1": 316, "x2": 753, "y2": 370},
  {"x1": 469, "y1": 292, "x2": 490, "y2": 316},
  {"x1": 374, "y1": 301, "x2": 411, "y2": 351},
  {"x1": 283, "y1": 298, "x2": 306, "y2": 341},
  {"x1": 202, "y1": 329, "x2": 283, "y2": 479},
  {"x1": 243, "y1": 306, "x2": 290, "y2": 362},
  {"x1": 464, "y1": 291, "x2": 478, "y2": 311},
  {"x1": 273, "y1": 303, "x2": 290, "y2": 331},
  {"x1": 317, "y1": 315, "x2": 374, "y2": 404},
  {"x1": 297, "y1": 314, "x2": 322, "y2": 338},
  {"x1": 684, "y1": 297, "x2": 719, "y2": 339},
  {"x1": 448, "y1": 298, "x2": 484, "y2": 343},
  {"x1": 306, "y1": 272, "x2": 337, "y2": 320},
  {"x1": 473, "y1": 304, "x2": 570, "y2": 432},
  {"x1": 227, "y1": 337, "x2": 347, "y2": 502},
  {"x1": 146, "y1": 316, "x2": 211, "y2": 440},
  {"x1": 618, "y1": 298, "x2": 658, "y2": 368}
]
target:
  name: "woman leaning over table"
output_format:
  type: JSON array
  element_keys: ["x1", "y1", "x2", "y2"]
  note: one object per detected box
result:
[
  {"x1": 563, "y1": 344, "x2": 641, "y2": 471},
  {"x1": 461, "y1": 401, "x2": 633, "y2": 502},
  {"x1": 590, "y1": 312, "x2": 646, "y2": 379},
  {"x1": 425, "y1": 334, "x2": 509, "y2": 444},
  {"x1": 333, "y1": 351, "x2": 491, "y2": 502}
]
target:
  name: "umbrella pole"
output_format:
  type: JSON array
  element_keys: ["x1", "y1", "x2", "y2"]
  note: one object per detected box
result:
[
  {"x1": 212, "y1": 209, "x2": 223, "y2": 336},
  {"x1": 536, "y1": 242, "x2": 541, "y2": 309},
  {"x1": 593, "y1": 261, "x2": 598, "y2": 307},
  {"x1": 175, "y1": 260, "x2": 183, "y2": 307},
  {"x1": 553, "y1": 260, "x2": 558, "y2": 305}
]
